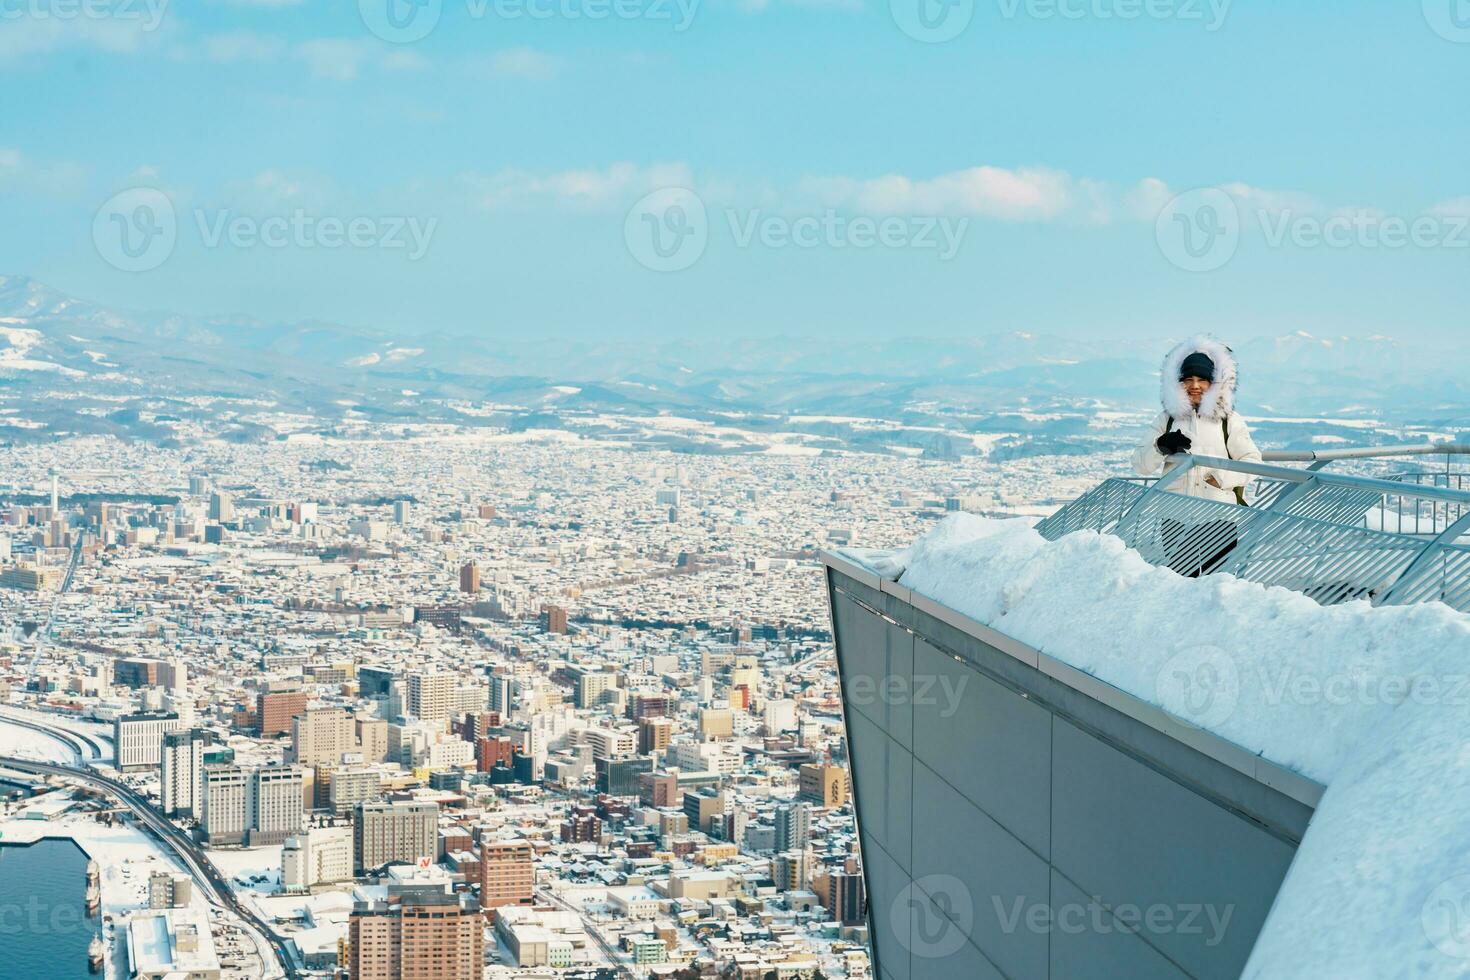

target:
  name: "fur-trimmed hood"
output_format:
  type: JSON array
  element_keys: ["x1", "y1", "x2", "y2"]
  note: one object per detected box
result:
[{"x1": 1160, "y1": 336, "x2": 1238, "y2": 421}]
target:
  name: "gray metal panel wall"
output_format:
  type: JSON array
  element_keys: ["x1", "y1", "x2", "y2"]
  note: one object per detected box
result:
[{"x1": 828, "y1": 568, "x2": 1310, "y2": 980}]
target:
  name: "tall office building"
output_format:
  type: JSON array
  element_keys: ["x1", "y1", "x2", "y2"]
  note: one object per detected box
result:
[
  {"x1": 289, "y1": 707, "x2": 355, "y2": 767},
  {"x1": 115, "y1": 711, "x2": 184, "y2": 771},
  {"x1": 208, "y1": 491, "x2": 234, "y2": 522},
  {"x1": 256, "y1": 685, "x2": 308, "y2": 738},
  {"x1": 392, "y1": 500, "x2": 412, "y2": 524},
  {"x1": 202, "y1": 766, "x2": 250, "y2": 844},
  {"x1": 574, "y1": 669, "x2": 614, "y2": 709},
  {"x1": 774, "y1": 802, "x2": 812, "y2": 853},
  {"x1": 348, "y1": 889, "x2": 484, "y2": 980},
  {"x1": 249, "y1": 766, "x2": 306, "y2": 845},
  {"x1": 354, "y1": 801, "x2": 439, "y2": 874},
  {"x1": 160, "y1": 729, "x2": 211, "y2": 817},
  {"x1": 479, "y1": 839, "x2": 535, "y2": 909},
  {"x1": 459, "y1": 562, "x2": 479, "y2": 594},
  {"x1": 406, "y1": 671, "x2": 455, "y2": 724},
  {"x1": 797, "y1": 763, "x2": 849, "y2": 808}
]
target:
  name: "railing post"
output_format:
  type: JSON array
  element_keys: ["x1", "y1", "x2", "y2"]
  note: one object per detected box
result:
[{"x1": 1375, "y1": 511, "x2": 1470, "y2": 606}]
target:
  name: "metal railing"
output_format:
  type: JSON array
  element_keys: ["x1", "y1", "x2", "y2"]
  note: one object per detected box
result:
[{"x1": 1035, "y1": 446, "x2": 1470, "y2": 613}]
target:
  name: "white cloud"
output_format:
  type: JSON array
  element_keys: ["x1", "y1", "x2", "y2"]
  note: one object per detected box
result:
[
  {"x1": 464, "y1": 162, "x2": 695, "y2": 210},
  {"x1": 476, "y1": 47, "x2": 562, "y2": 81},
  {"x1": 1429, "y1": 196, "x2": 1470, "y2": 218},
  {"x1": 294, "y1": 38, "x2": 375, "y2": 81},
  {"x1": 0, "y1": 149, "x2": 86, "y2": 197},
  {"x1": 800, "y1": 166, "x2": 1077, "y2": 221},
  {"x1": 0, "y1": 12, "x2": 168, "y2": 63},
  {"x1": 202, "y1": 30, "x2": 288, "y2": 63}
]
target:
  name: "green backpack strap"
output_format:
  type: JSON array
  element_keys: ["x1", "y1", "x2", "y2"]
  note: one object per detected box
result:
[{"x1": 1221, "y1": 416, "x2": 1248, "y2": 507}]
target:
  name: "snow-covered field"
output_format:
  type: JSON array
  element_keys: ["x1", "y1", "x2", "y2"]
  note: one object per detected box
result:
[{"x1": 0, "y1": 717, "x2": 78, "y2": 763}]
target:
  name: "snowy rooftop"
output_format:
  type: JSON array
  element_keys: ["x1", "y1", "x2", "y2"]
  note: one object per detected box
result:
[{"x1": 839, "y1": 510, "x2": 1470, "y2": 978}]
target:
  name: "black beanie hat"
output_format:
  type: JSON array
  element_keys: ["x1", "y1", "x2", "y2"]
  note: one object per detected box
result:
[{"x1": 1179, "y1": 351, "x2": 1215, "y2": 382}]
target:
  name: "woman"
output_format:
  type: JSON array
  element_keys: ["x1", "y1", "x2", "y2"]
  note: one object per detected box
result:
[
  {"x1": 1132, "y1": 337, "x2": 1262, "y2": 576},
  {"x1": 1132, "y1": 337, "x2": 1262, "y2": 502}
]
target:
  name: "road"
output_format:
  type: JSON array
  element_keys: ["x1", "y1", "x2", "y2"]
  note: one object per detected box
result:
[{"x1": 0, "y1": 754, "x2": 297, "y2": 979}]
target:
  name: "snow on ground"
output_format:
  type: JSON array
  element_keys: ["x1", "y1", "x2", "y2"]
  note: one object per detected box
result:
[
  {"x1": 0, "y1": 717, "x2": 79, "y2": 763},
  {"x1": 206, "y1": 844, "x2": 284, "y2": 895},
  {"x1": 884, "y1": 515, "x2": 1470, "y2": 979}
]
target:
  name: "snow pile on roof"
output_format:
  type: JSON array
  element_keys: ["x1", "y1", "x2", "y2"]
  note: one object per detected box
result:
[
  {"x1": 895, "y1": 514, "x2": 1470, "y2": 784},
  {"x1": 890, "y1": 514, "x2": 1470, "y2": 979}
]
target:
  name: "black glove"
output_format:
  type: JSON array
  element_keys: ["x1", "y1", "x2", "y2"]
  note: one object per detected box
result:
[{"x1": 1156, "y1": 430, "x2": 1192, "y2": 455}]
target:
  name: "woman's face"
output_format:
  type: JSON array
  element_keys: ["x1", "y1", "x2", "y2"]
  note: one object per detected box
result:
[{"x1": 1182, "y1": 375, "x2": 1212, "y2": 408}]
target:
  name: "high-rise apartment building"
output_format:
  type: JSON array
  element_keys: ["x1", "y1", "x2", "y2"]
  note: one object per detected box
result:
[
  {"x1": 348, "y1": 889, "x2": 484, "y2": 980},
  {"x1": 479, "y1": 839, "x2": 535, "y2": 909},
  {"x1": 774, "y1": 802, "x2": 812, "y2": 853},
  {"x1": 354, "y1": 801, "x2": 439, "y2": 874},
  {"x1": 289, "y1": 707, "x2": 355, "y2": 767},
  {"x1": 249, "y1": 765, "x2": 306, "y2": 845},
  {"x1": 160, "y1": 728, "x2": 211, "y2": 817},
  {"x1": 459, "y1": 562, "x2": 479, "y2": 594},
  {"x1": 202, "y1": 766, "x2": 250, "y2": 844},
  {"x1": 406, "y1": 671, "x2": 455, "y2": 724}
]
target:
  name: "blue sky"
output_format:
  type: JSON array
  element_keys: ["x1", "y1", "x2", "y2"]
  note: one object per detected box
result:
[{"x1": 1, "y1": 0, "x2": 1467, "y2": 344}]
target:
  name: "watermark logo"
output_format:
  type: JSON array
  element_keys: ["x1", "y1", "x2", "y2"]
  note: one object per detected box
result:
[
  {"x1": 0, "y1": 0, "x2": 170, "y2": 30},
  {"x1": 1423, "y1": 874, "x2": 1470, "y2": 959},
  {"x1": 625, "y1": 187, "x2": 969, "y2": 271},
  {"x1": 843, "y1": 672, "x2": 970, "y2": 718},
  {"x1": 1423, "y1": 0, "x2": 1470, "y2": 43},
  {"x1": 1156, "y1": 646, "x2": 1239, "y2": 728},
  {"x1": 890, "y1": 0, "x2": 974, "y2": 43},
  {"x1": 0, "y1": 896, "x2": 89, "y2": 935},
  {"x1": 93, "y1": 187, "x2": 177, "y2": 273},
  {"x1": 997, "y1": 0, "x2": 1231, "y2": 30},
  {"x1": 1155, "y1": 187, "x2": 1240, "y2": 273},
  {"x1": 992, "y1": 895, "x2": 1234, "y2": 945},
  {"x1": 92, "y1": 187, "x2": 438, "y2": 272},
  {"x1": 359, "y1": 0, "x2": 443, "y2": 43},
  {"x1": 625, "y1": 188, "x2": 709, "y2": 273},
  {"x1": 895, "y1": 875, "x2": 974, "y2": 958}
]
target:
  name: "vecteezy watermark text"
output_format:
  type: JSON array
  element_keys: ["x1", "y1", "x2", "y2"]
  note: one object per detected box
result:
[
  {"x1": 357, "y1": 0, "x2": 698, "y2": 42},
  {"x1": 993, "y1": 895, "x2": 1236, "y2": 946},
  {"x1": 1157, "y1": 187, "x2": 1470, "y2": 272},
  {"x1": 0, "y1": 0, "x2": 169, "y2": 29},
  {"x1": 624, "y1": 188, "x2": 969, "y2": 272},
  {"x1": 92, "y1": 188, "x2": 437, "y2": 272},
  {"x1": 890, "y1": 0, "x2": 1229, "y2": 44}
]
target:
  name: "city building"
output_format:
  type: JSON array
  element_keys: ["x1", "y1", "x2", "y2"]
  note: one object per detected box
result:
[
  {"x1": 115, "y1": 711, "x2": 183, "y2": 772},
  {"x1": 202, "y1": 766, "x2": 250, "y2": 844},
  {"x1": 479, "y1": 839, "x2": 535, "y2": 909},
  {"x1": 256, "y1": 684, "x2": 308, "y2": 738},
  {"x1": 282, "y1": 824, "x2": 354, "y2": 890},
  {"x1": 289, "y1": 707, "x2": 355, "y2": 768},
  {"x1": 348, "y1": 889, "x2": 484, "y2": 980},
  {"x1": 160, "y1": 728, "x2": 211, "y2": 817},
  {"x1": 354, "y1": 801, "x2": 439, "y2": 874},
  {"x1": 797, "y1": 763, "x2": 849, "y2": 809}
]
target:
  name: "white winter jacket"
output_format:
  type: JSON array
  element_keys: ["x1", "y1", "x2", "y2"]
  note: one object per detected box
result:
[{"x1": 1131, "y1": 337, "x2": 1263, "y2": 505}]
